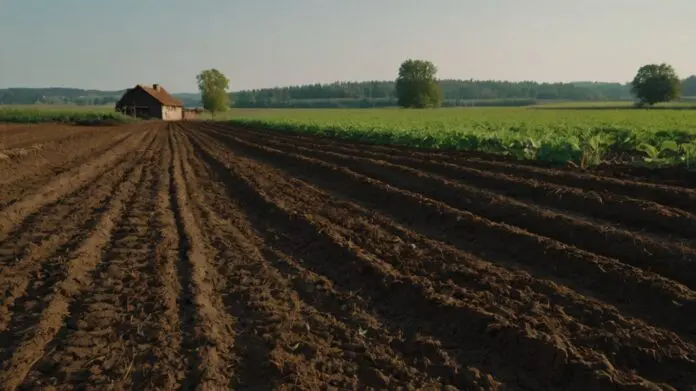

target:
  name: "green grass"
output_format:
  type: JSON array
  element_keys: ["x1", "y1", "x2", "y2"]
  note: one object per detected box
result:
[
  {"x1": 0, "y1": 105, "x2": 134, "y2": 125},
  {"x1": 214, "y1": 107, "x2": 696, "y2": 167}
]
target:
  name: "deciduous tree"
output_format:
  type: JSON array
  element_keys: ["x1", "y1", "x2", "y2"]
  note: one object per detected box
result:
[
  {"x1": 630, "y1": 63, "x2": 681, "y2": 106},
  {"x1": 196, "y1": 69, "x2": 230, "y2": 118},
  {"x1": 395, "y1": 59, "x2": 443, "y2": 108}
]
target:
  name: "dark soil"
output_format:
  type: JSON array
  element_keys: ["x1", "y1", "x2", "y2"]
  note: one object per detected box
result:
[{"x1": 0, "y1": 121, "x2": 694, "y2": 390}]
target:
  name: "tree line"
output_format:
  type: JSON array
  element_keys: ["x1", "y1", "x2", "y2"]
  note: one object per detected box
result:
[
  {"x1": 0, "y1": 88, "x2": 124, "y2": 105},
  {"x1": 230, "y1": 79, "x2": 634, "y2": 108},
  {"x1": 0, "y1": 87, "x2": 201, "y2": 107},
  {"x1": 5, "y1": 62, "x2": 695, "y2": 110},
  {"x1": 229, "y1": 72, "x2": 696, "y2": 109},
  {"x1": 196, "y1": 60, "x2": 696, "y2": 112}
]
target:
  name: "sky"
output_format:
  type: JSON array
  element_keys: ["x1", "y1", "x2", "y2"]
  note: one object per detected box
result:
[{"x1": 0, "y1": 0, "x2": 694, "y2": 92}]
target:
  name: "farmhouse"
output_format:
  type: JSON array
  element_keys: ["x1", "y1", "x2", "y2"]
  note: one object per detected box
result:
[{"x1": 116, "y1": 84, "x2": 184, "y2": 120}]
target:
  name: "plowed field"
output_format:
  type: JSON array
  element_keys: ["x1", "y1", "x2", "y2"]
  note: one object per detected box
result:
[{"x1": 1, "y1": 121, "x2": 695, "y2": 390}]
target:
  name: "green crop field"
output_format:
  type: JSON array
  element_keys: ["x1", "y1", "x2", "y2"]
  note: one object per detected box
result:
[
  {"x1": 215, "y1": 107, "x2": 696, "y2": 168},
  {"x1": 0, "y1": 105, "x2": 133, "y2": 124}
]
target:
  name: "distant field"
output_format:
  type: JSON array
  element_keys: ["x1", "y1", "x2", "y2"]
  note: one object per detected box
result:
[
  {"x1": 216, "y1": 107, "x2": 696, "y2": 167},
  {"x1": 534, "y1": 100, "x2": 696, "y2": 109},
  {"x1": 0, "y1": 104, "x2": 131, "y2": 124}
]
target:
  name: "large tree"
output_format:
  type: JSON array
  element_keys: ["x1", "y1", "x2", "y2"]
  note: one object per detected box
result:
[
  {"x1": 630, "y1": 63, "x2": 681, "y2": 106},
  {"x1": 395, "y1": 59, "x2": 443, "y2": 108},
  {"x1": 196, "y1": 68, "x2": 230, "y2": 118}
]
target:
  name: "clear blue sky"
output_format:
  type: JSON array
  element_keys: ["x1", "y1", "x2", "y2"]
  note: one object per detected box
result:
[{"x1": 0, "y1": 0, "x2": 694, "y2": 92}]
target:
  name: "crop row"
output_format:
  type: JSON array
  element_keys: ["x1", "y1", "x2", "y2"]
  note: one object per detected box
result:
[{"x1": 225, "y1": 107, "x2": 696, "y2": 167}]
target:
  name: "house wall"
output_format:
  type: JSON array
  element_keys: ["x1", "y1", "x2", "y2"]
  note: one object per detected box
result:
[
  {"x1": 162, "y1": 105, "x2": 183, "y2": 120},
  {"x1": 116, "y1": 89, "x2": 163, "y2": 119}
]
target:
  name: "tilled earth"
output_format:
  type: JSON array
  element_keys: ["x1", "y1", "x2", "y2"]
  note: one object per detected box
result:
[{"x1": 0, "y1": 121, "x2": 695, "y2": 390}]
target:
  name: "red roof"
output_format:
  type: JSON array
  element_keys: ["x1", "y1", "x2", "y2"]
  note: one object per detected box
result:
[{"x1": 135, "y1": 84, "x2": 184, "y2": 107}]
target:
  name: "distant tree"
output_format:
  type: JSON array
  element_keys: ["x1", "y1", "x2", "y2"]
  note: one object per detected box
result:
[
  {"x1": 196, "y1": 69, "x2": 230, "y2": 118},
  {"x1": 681, "y1": 75, "x2": 696, "y2": 97},
  {"x1": 630, "y1": 63, "x2": 681, "y2": 106},
  {"x1": 395, "y1": 59, "x2": 443, "y2": 108}
]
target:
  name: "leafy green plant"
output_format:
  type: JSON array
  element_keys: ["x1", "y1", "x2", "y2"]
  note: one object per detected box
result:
[
  {"x1": 604, "y1": 129, "x2": 638, "y2": 153},
  {"x1": 580, "y1": 134, "x2": 610, "y2": 168},
  {"x1": 678, "y1": 142, "x2": 696, "y2": 168},
  {"x1": 637, "y1": 141, "x2": 681, "y2": 167}
]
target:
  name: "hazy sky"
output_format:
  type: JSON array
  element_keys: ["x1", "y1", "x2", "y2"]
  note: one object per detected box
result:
[{"x1": 0, "y1": 0, "x2": 694, "y2": 92}]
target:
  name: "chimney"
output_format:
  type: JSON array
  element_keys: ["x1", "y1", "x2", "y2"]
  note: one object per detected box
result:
[{"x1": 153, "y1": 84, "x2": 161, "y2": 91}]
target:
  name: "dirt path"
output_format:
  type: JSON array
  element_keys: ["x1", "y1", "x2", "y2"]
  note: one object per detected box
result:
[{"x1": 0, "y1": 121, "x2": 694, "y2": 390}]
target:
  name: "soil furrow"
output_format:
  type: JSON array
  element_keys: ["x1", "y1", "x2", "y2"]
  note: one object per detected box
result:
[
  {"x1": 0, "y1": 125, "x2": 93, "y2": 150},
  {"x1": 193, "y1": 125, "x2": 696, "y2": 343},
  {"x1": 0, "y1": 138, "x2": 155, "y2": 334},
  {"x1": 185, "y1": 131, "x2": 499, "y2": 389},
  {"x1": 167, "y1": 125, "x2": 236, "y2": 390},
  {"x1": 0, "y1": 131, "x2": 158, "y2": 262},
  {"x1": 186, "y1": 128, "x2": 682, "y2": 390},
  {"x1": 227, "y1": 129, "x2": 696, "y2": 289},
  {"x1": 228, "y1": 123, "x2": 696, "y2": 212},
  {"x1": 0, "y1": 129, "x2": 149, "y2": 238},
  {"x1": 223, "y1": 124, "x2": 696, "y2": 242},
  {"x1": 177, "y1": 128, "x2": 451, "y2": 389},
  {"x1": 189, "y1": 127, "x2": 696, "y2": 389},
  {"x1": 148, "y1": 131, "x2": 192, "y2": 390},
  {"x1": 0, "y1": 124, "x2": 57, "y2": 142},
  {"x1": 3, "y1": 121, "x2": 696, "y2": 390},
  {"x1": 0, "y1": 127, "x2": 119, "y2": 166},
  {"x1": 0, "y1": 131, "x2": 152, "y2": 390},
  {"x1": 0, "y1": 128, "x2": 135, "y2": 206},
  {"x1": 17, "y1": 134, "x2": 161, "y2": 390},
  {"x1": 256, "y1": 246, "x2": 489, "y2": 389}
]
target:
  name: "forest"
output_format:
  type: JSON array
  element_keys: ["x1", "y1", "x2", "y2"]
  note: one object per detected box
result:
[
  {"x1": 231, "y1": 79, "x2": 627, "y2": 108},
  {"x1": 230, "y1": 76, "x2": 696, "y2": 108}
]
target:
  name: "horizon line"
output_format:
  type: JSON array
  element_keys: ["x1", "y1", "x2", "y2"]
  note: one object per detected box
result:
[{"x1": 0, "y1": 77, "x2": 640, "y2": 95}]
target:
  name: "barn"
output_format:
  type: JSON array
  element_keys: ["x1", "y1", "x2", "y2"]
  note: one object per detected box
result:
[{"x1": 115, "y1": 84, "x2": 184, "y2": 120}]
